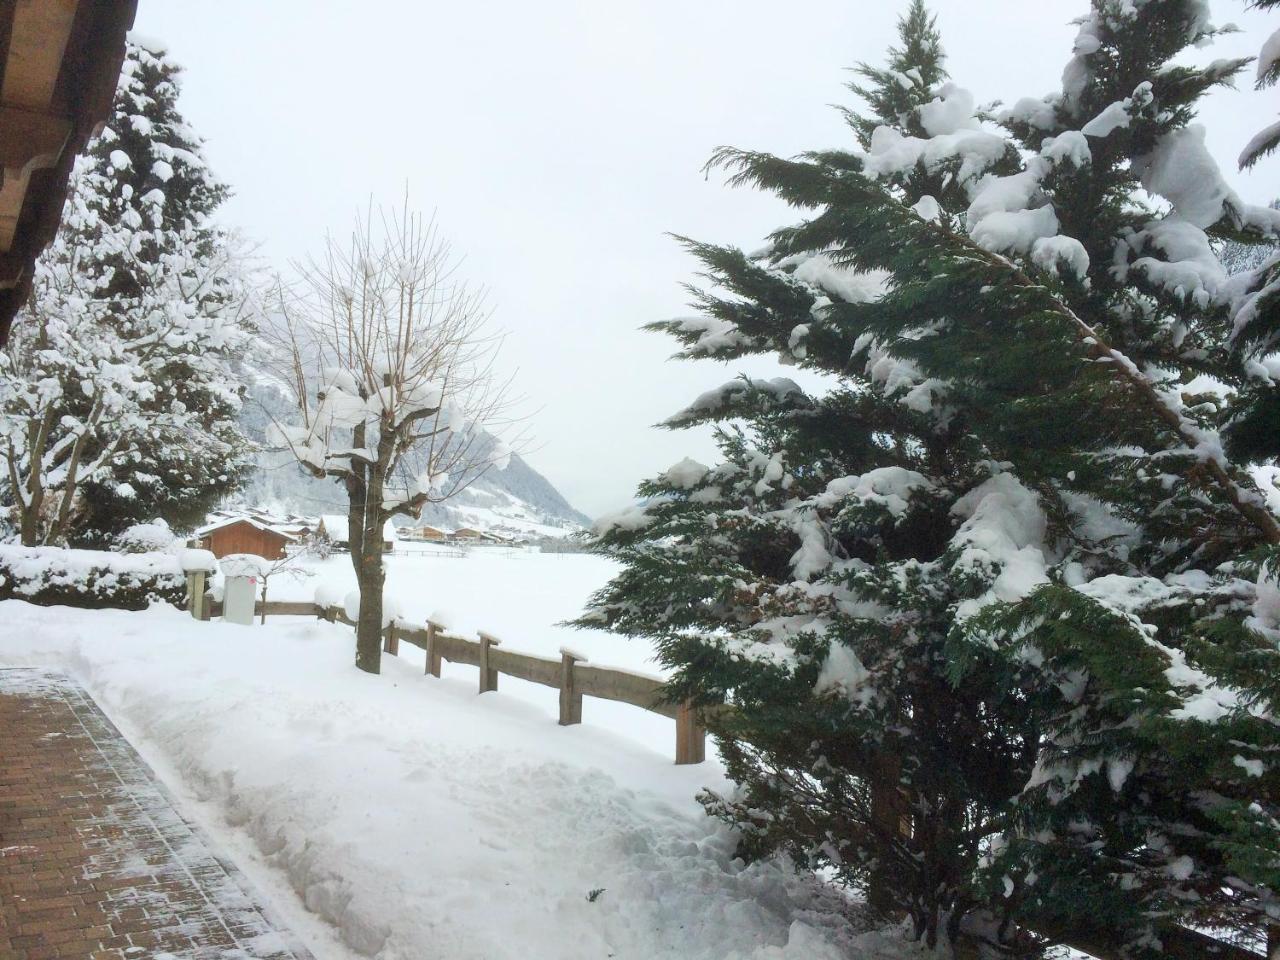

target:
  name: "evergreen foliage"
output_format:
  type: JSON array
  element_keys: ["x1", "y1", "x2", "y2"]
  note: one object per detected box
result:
[
  {"x1": 0, "y1": 40, "x2": 254, "y2": 546},
  {"x1": 71, "y1": 41, "x2": 255, "y2": 540},
  {"x1": 581, "y1": 1, "x2": 1280, "y2": 953},
  {"x1": 1241, "y1": 0, "x2": 1280, "y2": 169}
]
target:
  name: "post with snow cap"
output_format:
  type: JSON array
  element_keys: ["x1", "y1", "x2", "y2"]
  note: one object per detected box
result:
[
  {"x1": 180, "y1": 548, "x2": 217, "y2": 620},
  {"x1": 220, "y1": 553, "x2": 266, "y2": 626},
  {"x1": 425, "y1": 620, "x2": 443, "y2": 677},
  {"x1": 674, "y1": 701, "x2": 705, "y2": 765},
  {"x1": 558, "y1": 647, "x2": 586, "y2": 726},
  {"x1": 478, "y1": 631, "x2": 500, "y2": 693},
  {"x1": 384, "y1": 621, "x2": 399, "y2": 656}
]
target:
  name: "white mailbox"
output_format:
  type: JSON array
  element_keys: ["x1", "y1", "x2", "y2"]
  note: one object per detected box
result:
[{"x1": 220, "y1": 554, "x2": 267, "y2": 626}]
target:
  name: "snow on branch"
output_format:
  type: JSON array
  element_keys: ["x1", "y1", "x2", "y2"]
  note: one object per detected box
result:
[{"x1": 257, "y1": 202, "x2": 526, "y2": 525}]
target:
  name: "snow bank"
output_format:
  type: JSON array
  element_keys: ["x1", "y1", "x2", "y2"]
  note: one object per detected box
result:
[{"x1": 0, "y1": 602, "x2": 879, "y2": 960}]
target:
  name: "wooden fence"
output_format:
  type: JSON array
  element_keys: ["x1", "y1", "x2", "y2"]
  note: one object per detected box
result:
[{"x1": 199, "y1": 595, "x2": 705, "y2": 765}]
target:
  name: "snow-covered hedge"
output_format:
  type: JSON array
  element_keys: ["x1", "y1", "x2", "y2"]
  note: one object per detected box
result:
[{"x1": 0, "y1": 545, "x2": 185, "y2": 610}]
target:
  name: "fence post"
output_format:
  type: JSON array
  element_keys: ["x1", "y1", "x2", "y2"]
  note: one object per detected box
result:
[
  {"x1": 186, "y1": 570, "x2": 207, "y2": 619},
  {"x1": 478, "y1": 632, "x2": 500, "y2": 693},
  {"x1": 674, "y1": 701, "x2": 705, "y2": 764},
  {"x1": 425, "y1": 621, "x2": 442, "y2": 677},
  {"x1": 384, "y1": 621, "x2": 399, "y2": 656},
  {"x1": 558, "y1": 649, "x2": 585, "y2": 725}
]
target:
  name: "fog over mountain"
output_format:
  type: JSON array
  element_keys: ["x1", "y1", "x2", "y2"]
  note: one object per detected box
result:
[{"x1": 234, "y1": 374, "x2": 590, "y2": 537}]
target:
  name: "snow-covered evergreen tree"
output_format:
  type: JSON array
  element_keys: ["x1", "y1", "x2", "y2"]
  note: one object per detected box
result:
[
  {"x1": 0, "y1": 39, "x2": 254, "y2": 545},
  {"x1": 582, "y1": 1, "x2": 1280, "y2": 954}
]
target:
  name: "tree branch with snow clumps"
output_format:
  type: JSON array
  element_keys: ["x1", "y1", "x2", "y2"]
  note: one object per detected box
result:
[{"x1": 260, "y1": 202, "x2": 523, "y2": 674}]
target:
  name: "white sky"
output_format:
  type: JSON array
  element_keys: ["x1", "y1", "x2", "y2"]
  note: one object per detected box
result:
[{"x1": 132, "y1": 1, "x2": 1280, "y2": 517}]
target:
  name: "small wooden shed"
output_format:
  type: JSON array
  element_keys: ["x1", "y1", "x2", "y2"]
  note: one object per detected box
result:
[{"x1": 195, "y1": 516, "x2": 296, "y2": 560}]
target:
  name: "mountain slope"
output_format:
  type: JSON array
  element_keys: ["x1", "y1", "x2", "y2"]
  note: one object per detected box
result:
[{"x1": 235, "y1": 375, "x2": 589, "y2": 537}]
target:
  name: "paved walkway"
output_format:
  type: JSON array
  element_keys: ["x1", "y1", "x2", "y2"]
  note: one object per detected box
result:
[{"x1": 0, "y1": 669, "x2": 314, "y2": 960}]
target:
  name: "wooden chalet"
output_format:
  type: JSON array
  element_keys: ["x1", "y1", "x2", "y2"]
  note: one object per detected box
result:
[
  {"x1": 401, "y1": 524, "x2": 446, "y2": 541},
  {"x1": 0, "y1": 0, "x2": 138, "y2": 343},
  {"x1": 194, "y1": 511, "x2": 312, "y2": 560}
]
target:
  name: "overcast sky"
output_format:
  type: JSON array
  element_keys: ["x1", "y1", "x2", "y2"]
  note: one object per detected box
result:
[{"x1": 132, "y1": 1, "x2": 1280, "y2": 517}]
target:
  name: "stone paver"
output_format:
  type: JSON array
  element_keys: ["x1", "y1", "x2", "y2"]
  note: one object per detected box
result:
[{"x1": 0, "y1": 668, "x2": 314, "y2": 960}]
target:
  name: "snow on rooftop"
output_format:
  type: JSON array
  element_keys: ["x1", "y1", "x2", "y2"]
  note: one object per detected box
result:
[{"x1": 196, "y1": 510, "x2": 310, "y2": 539}]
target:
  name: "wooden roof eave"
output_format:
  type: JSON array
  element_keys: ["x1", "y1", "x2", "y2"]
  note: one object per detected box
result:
[{"x1": 0, "y1": 0, "x2": 138, "y2": 344}]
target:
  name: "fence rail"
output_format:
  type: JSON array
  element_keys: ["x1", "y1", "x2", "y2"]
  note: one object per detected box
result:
[{"x1": 201, "y1": 595, "x2": 705, "y2": 764}]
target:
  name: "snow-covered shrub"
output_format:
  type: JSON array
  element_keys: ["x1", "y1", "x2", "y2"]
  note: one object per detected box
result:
[
  {"x1": 115, "y1": 520, "x2": 176, "y2": 554},
  {"x1": 0, "y1": 545, "x2": 185, "y2": 610}
]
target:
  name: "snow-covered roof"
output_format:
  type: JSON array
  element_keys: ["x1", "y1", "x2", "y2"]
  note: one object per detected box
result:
[
  {"x1": 196, "y1": 511, "x2": 307, "y2": 540},
  {"x1": 318, "y1": 515, "x2": 397, "y2": 544}
]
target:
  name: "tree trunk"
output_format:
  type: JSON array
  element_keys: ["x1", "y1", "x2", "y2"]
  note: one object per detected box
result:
[
  {"x1": 49, "y1": 427, "x2": 107, "y2": 546},
  {"x1": 353, "y1": 413, "x2": 395, "y2": 675},
  {"x1": 353, "y1": 522, "x2": 385, "y2": 673},
  {"x1": 18, "y1": 496, "x2": 41, "y2": 546},
  {"x1": 342, "y1": 423, "x2": 385, "y2": 674}
]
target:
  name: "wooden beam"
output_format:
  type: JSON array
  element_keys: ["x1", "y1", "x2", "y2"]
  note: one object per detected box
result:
[
  {"x1": 0, "y1": 104, "x2": 71, "y2": 251},
  {"x1": 425, "y1": 621, "x2": 442, "y2": 677},
  {"x1": 1, "y1": 0, "x2": 77, "y2": 110},
  {"x1": 383, "y1": 621, "x2": 399, "y2": 656},
  {"x1": 478, "y1": 631, "x2": 500, "y2": 693},
  {"x1": 558, "y1": 649, "x2": 585, "y2": 726},
  {"x1": 0, "y1": 104, "x2": 71, "y2": 178},
  {"x1": 674, "y1": 701, "x2": 705, "y2": 765}
]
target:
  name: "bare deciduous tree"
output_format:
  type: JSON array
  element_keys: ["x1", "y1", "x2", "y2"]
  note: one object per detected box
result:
[{"x1": 263, "y1": 205, "x2": 520, "y2": 673}]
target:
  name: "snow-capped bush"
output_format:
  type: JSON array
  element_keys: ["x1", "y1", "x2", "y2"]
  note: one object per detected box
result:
[
  {"x1": 115, "y1": 520, "x2": 176, "y2": 554},
  {"x1": 0, "y1": 545, "x2": 184, "y2": 610}
]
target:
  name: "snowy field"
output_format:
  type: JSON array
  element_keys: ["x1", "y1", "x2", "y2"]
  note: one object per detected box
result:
[
  {"x1": 255, "y1": 547, "x2": 683, "y2": 759},
  {"x1": 0, "y1": 600, "x2": 892, "y2": 960}
]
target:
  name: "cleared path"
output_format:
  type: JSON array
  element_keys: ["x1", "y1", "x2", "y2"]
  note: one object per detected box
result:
[{"x1": 0, "y1": 668, "x2": 313, "y2": 960}]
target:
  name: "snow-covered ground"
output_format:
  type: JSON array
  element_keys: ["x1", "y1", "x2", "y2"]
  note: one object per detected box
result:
[
  {"x1": 0, "y1": 600, "x2": 893, "y2": 960},
  {"x1": 257, "y1": 548, "x2": 681, "y2": 757}
]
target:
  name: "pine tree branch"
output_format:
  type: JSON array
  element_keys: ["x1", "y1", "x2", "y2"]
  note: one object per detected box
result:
[{"x1": 902, "y1": 202, "x2": 1280, "y2": 546}]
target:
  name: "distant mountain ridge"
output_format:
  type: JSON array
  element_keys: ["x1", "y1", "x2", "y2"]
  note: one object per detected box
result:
[{"x1": 234, "y1": 373, "x2": 590, "y2": 538}]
